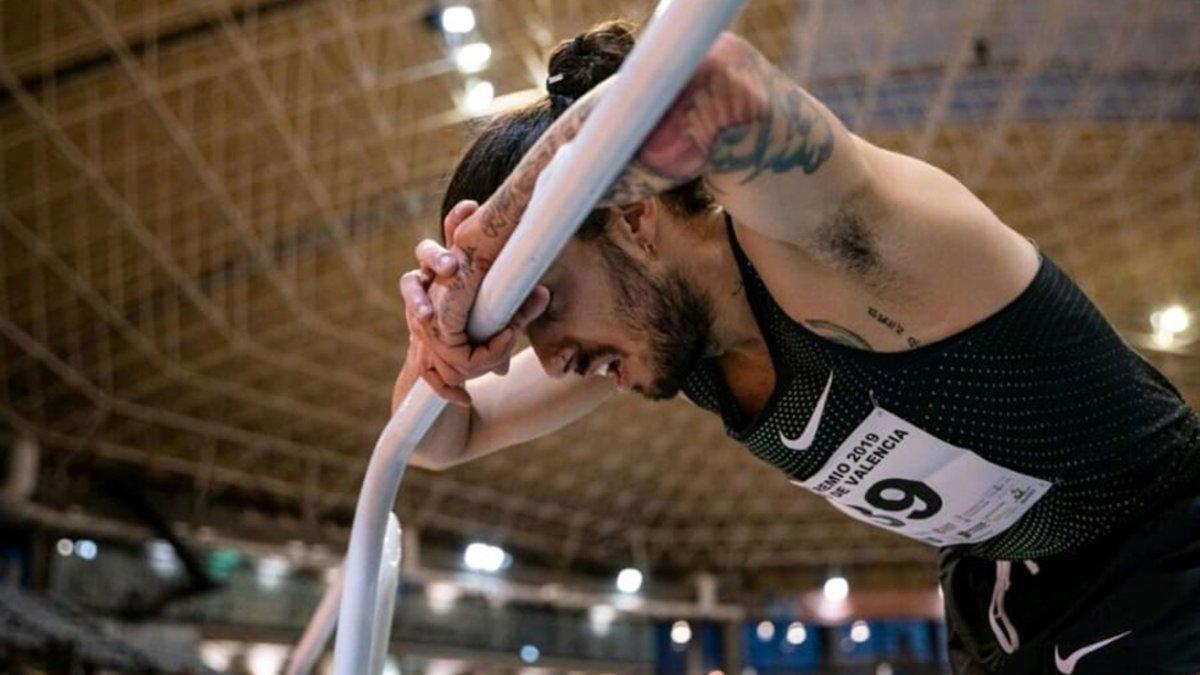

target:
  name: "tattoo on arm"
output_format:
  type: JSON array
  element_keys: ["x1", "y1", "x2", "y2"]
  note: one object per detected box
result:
[
  {"x1": 478, "y1": 34, "x2": 839, "y2": 249},
  {"x1": 610, "y1": 35, "x2": 836, "y2": 196},
  {"x1": 482, "y1": 93, "x2": 604, "y2": 240},
  {"x1": 706, "y1": 54, "x2": 835, "y2": 182},
  {"x1": 804, "y1": 319, "x2": 873, "y2": 351}
]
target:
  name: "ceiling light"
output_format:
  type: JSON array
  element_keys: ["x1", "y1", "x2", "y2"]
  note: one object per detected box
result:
[
  {"x1": 463, "y1": 541, "x2": 506, "y2": 572},
  {"x1": 464, "y1": 80, "x2": 494, "y2": 114},
  {"x1": 519, "y1": 644, "x2": 540, "y2": 663},
  {"x1": 1152, "y1": 305, "x2": 1190, "y2": 334},
  {"x1": 824, "y1": 575, "x2": 849, "y2": 602},
  {"x1": 1153, "y1": 329, "x2": 1175, "y2": 349},
  {"x1": 75, "y1": 539, "x2": 98, "y2": 560},
  {"x1": 427, "y1": 581, "x2": 459, "y2": 614},
  {"x1": 455, "y1": 41, "x2": 492, "y2": 74},
  {"x1": 756, "y1": 620, "x2": 775, "y2": 641},
  {"x1": 147, "y1": 539, "x2": 180, "y2": 578},
  {"x1": 850, "y1": 619, "x2": 871, "y2": 643},
  {"x1": 670, "y1": 620, "x2": 692, "y2": 645},
  {"x1": 440, "y1": 6, "x2": 476, "y2": 34},
  {"x1": 785, "y1": 621, "x2": 807, "y2": 645},
  {"x1": 199, "y1": 641, "x2": 238, "y2": 671},
  {"x1": 589, "y1": 604, "x2": 616, "y2": 635},
  {"x1": 616, "y1": 567, "x2": 643, "y2": 594},
  {"x1": 256, "y1": 556, "x2": 291, "y2": 591},
  {"x1": 56, "y1": 538, "x2": 74, "y2": 557},
  {"x1": 246, "y1": 644, "x2": 288, "y2": 675}
]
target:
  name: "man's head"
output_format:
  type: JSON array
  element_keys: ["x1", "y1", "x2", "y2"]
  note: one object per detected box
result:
[{"x1": 441, "y1": 21, "x2": 720, "y2": 399}]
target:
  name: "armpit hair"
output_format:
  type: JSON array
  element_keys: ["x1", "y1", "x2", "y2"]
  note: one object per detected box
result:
[{"x1": 813, "y1": 192, "x2": 881, "y2": 275}]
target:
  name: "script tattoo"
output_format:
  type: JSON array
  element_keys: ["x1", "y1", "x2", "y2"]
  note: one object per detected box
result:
[
  {"x1": 805, "y1": 319, "x2": 873, "y2": 351},
  {"x1": 483, "y1": 94, "x2": 603, "y2": 239},
  {"x1": 868, "y1": 306, "x2": 921, "y2": 348}
]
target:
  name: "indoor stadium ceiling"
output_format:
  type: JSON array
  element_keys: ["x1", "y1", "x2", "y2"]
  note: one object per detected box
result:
[{"x1": 2, "y1": 0, "x2": 1198, "y2": 589}]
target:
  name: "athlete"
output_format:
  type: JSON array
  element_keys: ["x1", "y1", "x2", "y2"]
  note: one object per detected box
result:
[{"x1": 393, "y1": 21, "x2": 1200, "y2": 674}]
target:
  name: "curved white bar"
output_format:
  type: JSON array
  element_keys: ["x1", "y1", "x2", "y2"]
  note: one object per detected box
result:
[
  {"x1": 331, "y1": 381, "x2": 444, "y2": 673},
  {"x1": 286, "y1": 515, "x2": 401, "y2": 674},
  {"x1": 328, "y1": 2, "x2": 747, "y2": 672},
  {"x1": 287, "y1": 567, "x2": 341, "y2": 675},
  {"x1": 467, "y1": 0, "x2": 747, "y2": 340},
  {"x1": 368, "y1": 514, "x2": 402, "y2": 675}
]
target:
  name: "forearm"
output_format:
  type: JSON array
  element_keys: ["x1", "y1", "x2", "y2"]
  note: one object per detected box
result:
[
  {"x1": 392, "y1": 356, "x2": 472, "y2": 471},
  {"x1": 394, "y1": 348, "x2": 613, "y2": 471},
  {"x1": 458, "y1": 32, "x2": 858, "y2": 269}
]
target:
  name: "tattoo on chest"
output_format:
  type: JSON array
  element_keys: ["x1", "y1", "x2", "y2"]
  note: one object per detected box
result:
[{"x1": 867, "y1": 306, "x2": 921, "y2": 348}]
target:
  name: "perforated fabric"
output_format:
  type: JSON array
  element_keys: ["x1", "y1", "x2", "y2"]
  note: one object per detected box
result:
[{"x1": 681, "y1": 217, "x2": 1200, "y2": 559}]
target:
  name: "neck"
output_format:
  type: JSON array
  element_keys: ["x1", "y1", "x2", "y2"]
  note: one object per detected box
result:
[{"x1": 666, "y1": 210, "x2": 766, "y2": 359}]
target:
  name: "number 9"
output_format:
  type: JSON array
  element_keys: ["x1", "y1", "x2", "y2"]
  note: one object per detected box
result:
[{"x1": 865, "y1": 478, "x2": 942, "y2": 520}]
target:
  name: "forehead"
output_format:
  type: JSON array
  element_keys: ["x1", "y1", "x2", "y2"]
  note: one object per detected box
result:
[{"x1": 545, "y1": 237, "x2": 602, "y2": 280}]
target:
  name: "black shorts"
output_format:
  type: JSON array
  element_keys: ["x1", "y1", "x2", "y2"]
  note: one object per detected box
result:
[{"x1": 938, "y1": 493, "x2": 1200, "y2": 674}]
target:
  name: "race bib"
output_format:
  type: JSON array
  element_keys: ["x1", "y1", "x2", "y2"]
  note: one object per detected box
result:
[{"x1": 792, "y1": 406, "x2": 1052, "y2": 546}]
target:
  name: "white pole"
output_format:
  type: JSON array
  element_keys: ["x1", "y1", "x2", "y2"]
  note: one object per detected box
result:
[
  {"x1": 286, "y1": 567, "x2": 341, "y2": 675},
  {"x1": 285, "y1": 514, "x2": 401, "y2": 675},
  {"x1": 328, "y1": 2, "x2": 747, "y2": 672},
  {"x1": 368, "y1": 514, "x2": 402, "y2": 675}
]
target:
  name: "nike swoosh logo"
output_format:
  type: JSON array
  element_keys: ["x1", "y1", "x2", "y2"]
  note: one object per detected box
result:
[
  {"x1": 779, "y1": 372, "x2": 833, "y2": 451},
  {"x1": 1054, "y1": 631, "x2": 1131, "y2": 674}
]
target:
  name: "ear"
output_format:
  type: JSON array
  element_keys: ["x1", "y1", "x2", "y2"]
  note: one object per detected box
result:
[{"x1": 616, "y1": 198, "x2": 661, "y2": 258}]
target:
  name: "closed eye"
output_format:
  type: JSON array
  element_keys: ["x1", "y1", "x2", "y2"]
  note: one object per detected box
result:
[{"x1": 542, "y1": 295, "x2": 564, "y2": 323}]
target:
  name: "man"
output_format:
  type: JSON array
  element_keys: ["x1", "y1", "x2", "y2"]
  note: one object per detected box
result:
[{"x1": 394, "y1": 21, "x2": 1200, "y2": 674}]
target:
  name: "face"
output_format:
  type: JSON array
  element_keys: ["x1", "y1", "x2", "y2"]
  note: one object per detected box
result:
[{"x1": 526, "y1": 216, "x2": 714, "y2": 400}]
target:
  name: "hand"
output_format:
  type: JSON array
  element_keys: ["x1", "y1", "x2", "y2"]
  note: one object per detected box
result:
[
  {"x1": 424, "y1": 199, "x2": 508, "y2": 349},
  {"x1": 399, "y1": 201, "x2": 549, "y2": 405}
]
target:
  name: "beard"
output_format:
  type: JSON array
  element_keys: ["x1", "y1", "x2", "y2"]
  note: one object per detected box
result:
[{"x1": 597, "y1": 238, "x2": 714, "y2": 400}]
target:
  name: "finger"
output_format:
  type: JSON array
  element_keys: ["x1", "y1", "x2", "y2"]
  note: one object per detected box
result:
[
  {"x1": 400, "y1": 271, "x2": 433, "y2": 319},
  {"x1": 422, "y1": 366, "x2": 472, "y2": 406},
  {"x1": 511, "y1": 285, "x2": 552, "y2": 331},
  {"x1": 406, "y1": 307, "x2": 436, "y2": 341},
  {"x1": 414, "y1": 239, "x2": 458, "y2": 277},
  {"x1": 427, "y1": 343, "x2": 472, "y2": 386},
  {"x1": 443, "y1": 200, "x2": 479, "y2": 243},
  {"x1": 477, "y1": 328, "x2": 515, "y2": 362},
  {"x1": 479, "y1": 328, "x2": 517, "y2": 376}
]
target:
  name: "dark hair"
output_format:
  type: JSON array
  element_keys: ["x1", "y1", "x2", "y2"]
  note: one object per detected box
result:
[{"x1": 440, "y1": 20, "x2": 714, "y2": 240}]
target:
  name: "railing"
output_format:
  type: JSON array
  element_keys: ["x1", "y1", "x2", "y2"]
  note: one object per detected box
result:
[{"x1": 306, "y1": 0, "x2": 750, "y2": 672}]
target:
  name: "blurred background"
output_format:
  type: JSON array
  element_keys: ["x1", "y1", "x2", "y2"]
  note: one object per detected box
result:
[{"x1": 0, "y1": 0, "x2": 1197, "y2": 673}]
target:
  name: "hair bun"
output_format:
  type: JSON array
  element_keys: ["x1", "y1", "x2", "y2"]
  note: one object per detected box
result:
[{"x1": 546, "y1": 20, "x2": 635, "y2": 99}]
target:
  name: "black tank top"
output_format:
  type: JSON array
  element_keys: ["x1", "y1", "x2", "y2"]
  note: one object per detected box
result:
[{"x1": 682, "y1": 217, "x2": 1200, "y2": 559}]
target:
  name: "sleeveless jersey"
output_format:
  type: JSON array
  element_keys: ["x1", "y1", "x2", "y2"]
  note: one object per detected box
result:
[{"x1": 681, "y1": 218, "x2": 1200, "y2": 559}]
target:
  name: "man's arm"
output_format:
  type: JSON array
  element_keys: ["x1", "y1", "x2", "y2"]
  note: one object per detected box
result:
[
  {"x1": 398, "y1": 347, "x2": 613, "y2": 471},
  {"x1": 434, "y1": 32, "x2": 870, "y2": 340}
]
